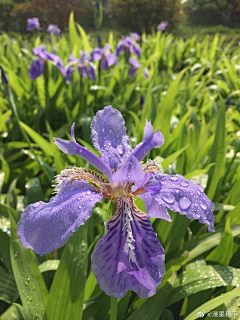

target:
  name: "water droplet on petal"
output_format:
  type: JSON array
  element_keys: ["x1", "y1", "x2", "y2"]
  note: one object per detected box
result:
[
  {"x1": 170, "y1": 176, "x2": 178, "y2": 181},
  {"x1": 180, "y1": 181, "x2": 189, "y2": 187},
  {"x1": 179, "y1": 197, "x2": 192, "y2": 210},
  {"x1": 162, "y1": 193, "x2": 175, "y2": 204},
  {"x1": 200, "y1": 201, "x2": 207, "y2": 210},
  {"x1": 117, "y1": 144, "x2": 124, "y2": 154}
]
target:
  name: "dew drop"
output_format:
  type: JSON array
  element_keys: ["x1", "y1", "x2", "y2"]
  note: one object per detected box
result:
[
  {"x1": 179, "y1": 197, "x2": 192, "y2": 210},
  {"x1": 117, "y1": 145, "x2": 124, "y2": 154},
  {"x1": 162, "y1": 193, "x2": 175, "y2": 204},
  {"x1": 170, "y1": 176, "x2": 178, "y2": 181},
  {"x1": 180, "y1": 181, "x2": 189, "y2": 187},
  {"x1": 200, "y1": 201, "x2": 207, "y2": 210}
]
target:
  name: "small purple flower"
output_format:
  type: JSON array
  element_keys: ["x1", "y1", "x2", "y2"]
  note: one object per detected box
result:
[
  {"x1": 91, "y1": 44, "x2": 117, "y2": 71},
  {"x1": 129, "y1": 57, "x2": 141, "y2": 78},
  {"x1": 144, "y1": 68, "x2": 149, "y2": 79},
  {"x1": 47, "y1": 24, "x2": 61, "y2": 36},
  {"x1": 157, "y1": 21, "x2": 169, "y2": 32},
  {"x1": 27, "y1": 17, "x2": 41, "y2": 31},
  {"x1": 29, "y1": 45, "x2": 66, "y2": 80},
  {"x1": 17, "y1": 106, "x2": 215, "y2": 299},
  {"x1": 116, "y1": 36, "x2": 141, "y2": 59},
  {"x1": 130, "y1": 32, "x2": 141, "y2": 42}
]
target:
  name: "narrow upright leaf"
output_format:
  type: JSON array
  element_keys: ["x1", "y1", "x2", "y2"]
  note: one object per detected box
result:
[{"x1": 44, "y1": 224, "x2": 88, "y2": 320}]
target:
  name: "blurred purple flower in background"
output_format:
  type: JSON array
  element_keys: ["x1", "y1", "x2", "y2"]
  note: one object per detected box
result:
[
  {"x1": 64, "y1": 55, "x2": 80, "y2": 84},
  {"x1": 129, "y1": 57, "x2": 141, "y2": 78},
  {"x1": 17, "y1": 106, "x2": 215, "y2": 299},
  {"x1": 78, "y1": 51, "x2": 96, "y2": 81},
  {"x1": 157, "y1": 21, "x2": 169, "y2": 32},
  {"x1": 116, "y1": 36, "x2": 141, "y2": 59},
  {"x1": 29, "y1": 45, "x2": 65, "y2": 80},
  {"x1": 47, "y1": 24, "x2": 61, "y2": 36},
  {"x1": 91, "y1": 44, "x2": 117, "y2": 71},
  {"x1": 130, "y1": 32, "x2": 141, "y2": 42},
  {"x1": 27, "y1": 17, "x2": 41, "y2": 31},
  {"x1": 144, "y1": 68, "x2": 149, "y2": 79}
]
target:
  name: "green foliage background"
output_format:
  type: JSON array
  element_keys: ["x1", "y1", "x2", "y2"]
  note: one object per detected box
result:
[{"x1": 1, "y1": 14, "x2": 240, "y2": 320}]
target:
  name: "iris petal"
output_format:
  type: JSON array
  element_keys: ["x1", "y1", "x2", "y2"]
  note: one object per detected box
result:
[
  {"x1": 128, "y1": 120, "x2": 164, "y2": 162},
  {"x1": 91, "y1": 105, "x2": 132, "y2": 170},
  {"x1": 112, "y1": 156, "x2": 144, "y2": 183},
  {"x1": 53, "y1": 137, "x2": 112, "y2": 181},
  {"x1": 18, "y1": 181, "x2": 103, "y2": 255},
  {"x1": 92, "y1": 196, "x2": 165, "y2": 298},
  {"x1": 146, "y1": 173, "x2": 215, "y2": 231},
  {"x1": 29, "y1": 59, "x2": 44, "y2": 80}
]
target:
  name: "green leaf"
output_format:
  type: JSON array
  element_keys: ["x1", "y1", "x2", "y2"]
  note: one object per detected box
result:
[
  {"x1": 1, "y1": 303, "x2": 25, "y2": 320},
  {"x1": 76, "y1": 24, "x2": 91, "y2": 52},
  {"x1": 127, "y1": 282, "x2": 172, "y2": 320},
  {"x1": 161, "y1": 144, "x2": 190, "y2": 171},
  {"x1": 154, "y1": 68, "x2": 187, "y2": 139},
  {"x1": 184, "y1": 163, "x2": 215, "y2": 179},
  {"x1": 183, "y1": 225, "x2": 240, "y2": 263},
  {"x1": 168, "y1": 264, "x2": 240, "y2": 306},
  {"x1": 84, "y1": 270, "x2": 97, "y2": 301},
  {"x1": 0, "y1": 230, "x2": 12, "y2": 273},
  {"x1": 0, "y1": 266, "x2": 18, "y2": 303},
  {"x1": 68, "y1": 12, "x2": 79, "y2": 52},
  {"x1": 0, "y1": 110, "x2": 12, "y2": 132},
  {"x1": 206, "y1": 218, "x2": 233, "y2": 265},
  {"x1": 185, "y1": 287, "x2": 240, "y2": 320},
  {"x1": 205, "y1": 101, "x2": 226, "y2": 200},
  {"x1": 25, "y1": 178, "x2": 45, "y2": 205},
  {"x1": 20, "y1": 121, "x2": 54, "y2": 157},
  {"x1": 10, "y1": 214, "x2": 48, "y2": 319},
  {"x1": 44, "y1": 224, "x2": 88, "y2": 320},
  {"x1": 38, "y1": 260, "x2": 60, "y2": 273}
]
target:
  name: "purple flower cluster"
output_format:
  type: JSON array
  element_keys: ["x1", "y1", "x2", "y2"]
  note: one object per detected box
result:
[
  {"x1": 26, "y1": 17, "x2": 61, "y2": 36},
  {"x1": 28, "y1": 30, "x2": 152, "y2": 82},
  {"x1": 18, "y1": 106, "x2": 215, "y2": 299}
]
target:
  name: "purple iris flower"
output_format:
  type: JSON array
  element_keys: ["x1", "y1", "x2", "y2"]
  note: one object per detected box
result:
[
  {"x1": 47, "y1": 24, "x2": 61, "y2": 36},
  {"x1": 27, "y1": 17, "x2": 41, "y2": 31},
  {"x1": 29, "y1": 45, "x2": 66, "y2": 80},
  {"x1": 157, "y1": 21, "x2": 169, "y2": 32},
  {"x1": 129, "y1": 57, "x2": 141, "y2": 78},
  {"x1": 130, "y1": 32, "x2": 141, "y2": 42},
  {"x1": 91, "y1": 44, "x2": 117, "y2": 71},
  {"x1": 78, "y1": 51, "x2": 96, "y2": 81},
  {"x1": 17, "y1": 106, "x2": 215, "y2": 299},
  {"x1": 116, "y1": 36, "x2": 141, "y2": 59}
]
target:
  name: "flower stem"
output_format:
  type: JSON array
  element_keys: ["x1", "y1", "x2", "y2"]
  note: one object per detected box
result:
[{"x1": 110, "y1": 297, "x2": 118, "y2": 320}]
